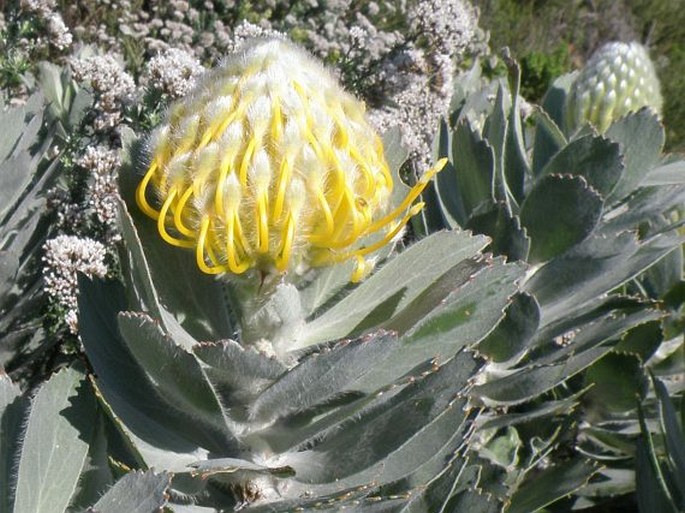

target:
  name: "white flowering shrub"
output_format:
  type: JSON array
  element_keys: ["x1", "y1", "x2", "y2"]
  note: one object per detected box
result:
[
  {"x1": 43, "y1": 235, "x2": 108, "y2": 333},
  {"x1": 140, "y1": 47, "x2": 204, "y2": 99}
]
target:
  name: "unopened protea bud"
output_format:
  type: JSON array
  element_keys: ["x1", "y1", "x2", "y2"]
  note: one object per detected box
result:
[
  {"x1": 566, "y1": 41, "x2": 663, "y2": 133},
  {"x1": 136, "y1": 39, "x2": 445, "y2": 282}
]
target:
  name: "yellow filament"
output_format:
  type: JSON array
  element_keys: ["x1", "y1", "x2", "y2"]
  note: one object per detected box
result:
[
  {"x1": 198, "y1": 127, "x2": 215, "y2": 150},
  {"x1": 293, "y1": 82, "x2": 338, "y2": 187},
  {"x1": 271, "y1": 95, "x2": 283, "y2": 142},
  {"x1": 323, "y1": 202, "x2": 425, "y2": 266},
  {"x1": 322, "y1": 153, "x2": 348, "y2": 217},
  {"x1": 348, "y1": 147, "x2": 376, "y2": 195},
  {"x1": 136, "y1": 162, "x2": 161, "y2": 219},
  {"x1": 157, "y1": 187, "x2": 194, "y2": 248},
  {"x1": 225, "y1": 211, "x2": 251, "y2": 274},
  {"x1": 232, "y1": 211, "x2": 252, "y2": 257},
  {"x1": 353, "y1": 202, "x2": 425, "y2": 259},
  {"x1": 169, "y1": 103, "x2": 185, "y2": 125},
  {"x1": 298, "y1": 106, "x2": 348, "y2": 219},
  {"x1": 240, "y1": 62, "x2": 262, "y2": 86},
  {"x1": 214, "y1": 150, "x2": 241, "y2": 214},
  {"x1": 256, "y1": 190, "x2": 270, "y2": 253},
  {"x1": 205, "y1": 232, "x2": 225, "y2": 268},
  {"x1": 213, "y1": 105, "x2": 244, "y2": 142},
  {"x1": 373, "y1": 135, "x2": 385, "y2": 157},
  {"x1": 331, "y1": 107, "x2": 350, "y2": 148},
  {"x1": 357, "y1": 198, "x2": 372, "y2": 227},
  {"x1": 357, "y1": 163, "x2": 376, "y2": 196},
  {"x1": 276, "y1": 211, "x2": 296, "y2": 271},
  {"x1": 362, "y1": 158, "x2": 446, "y2": 237},
  {"x1": 137, "y1": 41, "x2": 453, "y2": 282},
  {"x1": 305, "y1": 128, "x2": 327, "y2": 164},
  {"x1": 318, "y1": 188, "x2": 362, "y2": 248},
  {"x1": 352, "y1": 141, "x2": 393, "y2": 194},
  {"x1": 378, "y1": 161, "x2": 393, "y2": 195},
  {"x1": 175, "y1": 127, "x2": 200, "y2": 157},
  {"x1": 310, "y1": 129, "x2": 349, "y2": 220},
  {"x1": 271, "y1": 154, "x2": 293, "y2": 222},
  {"x1": 239, "y1": 137, "x2": 258, "y2": 185},
  {"x1": 350, "y1": 255, "x2": 369, "y2": 283},
  {"x1": 197, "y1": 99, "x2": 244, "y2": 150},
  {"x1": 292, "y1": 81, "x2": 306, "y2": 100},
  {"x1": 315, "y1": 188, "x2": 335, "y2": 236},
  {"x1": 196, "y1": 217, "x2": 226, "y2": 274},
  {"x1": 173, "y1": 186, "x2": 196, "y2": 237},
  {"x1": 323, "y1": 145, "x2": 349, "y2": 188}
]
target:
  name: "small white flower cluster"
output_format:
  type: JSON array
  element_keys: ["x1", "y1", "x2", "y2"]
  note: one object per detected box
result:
[
  {"x1": 76, "y1": 145, "x2": 122, "y2": 241},
  {"x1": 367, "y1": 0, "x2": 480, "y2": 167},
  {"x1": 49, "y1": 188, "x2": 84, "y2": 233},
  {"x1": 19, "y1": 0, "x2": 72, "y2": 51},
  {"x1": 141, "y1": 48, "x2": 205, "y2": 99},
  {"x1": 409, "y1": 0, "x2": 478, "y2": 56},
  {"x1": 84, "y1": 0, "x2": 234, "y2": 62},
  {"x1": 71, "y1": 54, "x2": 135, "y2": 131},
  {"x1": 293, "y1": 7, "x2": 402, "y2": 73},
  {"x1": 43, "y1": 235, "x2": 108, "y2": 334},
  {"x1": 44, "y1": 11, "x2": 72, "y2": 50},
  {"x1": 370, "y1": 49, "x2": 455, "y2": 169},
  {"x1": 226, "y1": 20, "x2": 285, "y2": 54},
  {"x1": 19, "y1": 0, "x2": 55, "y2": 16},
  {"x1": 346, "y1": 17, "x2": 401, "y2": 65}
]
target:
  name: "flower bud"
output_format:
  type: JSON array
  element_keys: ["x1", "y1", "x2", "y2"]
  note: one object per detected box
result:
[{"x1": 566, "y1": 41, "x2": 662, "y2": 133}]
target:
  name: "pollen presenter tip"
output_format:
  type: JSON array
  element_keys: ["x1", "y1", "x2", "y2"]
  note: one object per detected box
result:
[{"x1": 136, "y1": 39, "x2": 445, "y2": 281}]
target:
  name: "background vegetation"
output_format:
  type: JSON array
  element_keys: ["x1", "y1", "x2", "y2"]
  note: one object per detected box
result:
[{"x1": 476, "y1": 0, "x2": 685, "y2": 151}]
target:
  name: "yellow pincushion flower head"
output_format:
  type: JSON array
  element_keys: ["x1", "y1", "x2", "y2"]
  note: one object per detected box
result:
[{"x1": 136, "y1": 38, "x2": 446, "y2": 282}]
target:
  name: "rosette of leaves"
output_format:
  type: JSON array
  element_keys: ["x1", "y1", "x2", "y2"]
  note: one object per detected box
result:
[
  {"x1": 1, "y1": 121, "x2": 532, "y2": 512},
  {"x1": 416, "y1": 57, "x2": 685, "y2": 510}
]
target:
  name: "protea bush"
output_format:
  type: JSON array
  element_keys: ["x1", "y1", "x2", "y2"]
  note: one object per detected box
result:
[{"x1": 1, "y1": 36, "x2": 684, "y2": 513}]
